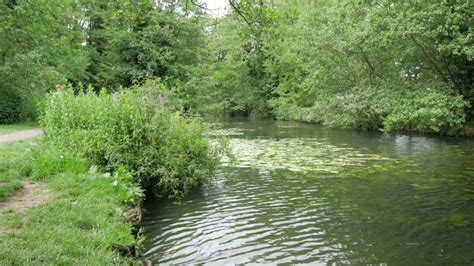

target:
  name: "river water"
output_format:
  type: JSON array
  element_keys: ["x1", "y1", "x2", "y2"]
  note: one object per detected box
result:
[{"x1": 142, "y1": 118, "x2": 474, "y2": 265}]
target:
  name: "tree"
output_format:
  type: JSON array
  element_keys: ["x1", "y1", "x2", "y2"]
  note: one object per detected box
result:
[{"x1": 0, "y1": 0, "x2": 88, "y2": 123}]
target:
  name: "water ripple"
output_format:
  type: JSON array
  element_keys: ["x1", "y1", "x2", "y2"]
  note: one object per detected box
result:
[{"x1": 142, "y1": 122, "x2": 474, "y2": 265}]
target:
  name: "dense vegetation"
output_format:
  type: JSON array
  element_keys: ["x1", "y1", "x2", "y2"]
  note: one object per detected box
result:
[
  {"x1": 0, "y1": 0, "x2": 473, "y2": 263},
  {"x1": 0, "y1": 0, "x2": 207, "y2": 122},
  {"x1": 197, "y1": 0, "x2": 473, "y2": 135},
  {"x1": 0, "y1": 84, "x2": 219, "y2": 263},
  {"x1": 41, "y1": 86, "x2": 217, "y2": 199},
  {"x1": 1, "y1": 0, "x2": 472, "y2": 134}
]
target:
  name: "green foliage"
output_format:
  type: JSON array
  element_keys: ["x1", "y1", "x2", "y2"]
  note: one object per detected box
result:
[
  {"x1": 1, "y1": 0, "x2": 472, "y2": 133},
  {"x1": 382, "y1": 90, "x2": 468, "y2": 134},
  {"x1": 40, "y1": 85, "x2": 218, "y2": 199},
  {"x1": 199, "y1": 0, "x2": 472, "y2": 134},
  {"x1": 112, "y1": 166, "x2": 144, "y2": 207},
  {"x1": 1, "y1": 0, "x2": 206, "y2": 122},
  {"x1": 271, "y1": 86, "x2": 468, "y2": 135},
  {"x1": 194, "y1": 4, "x2": 295, "y2": 117},
  {"x1": 0, "y1": 89, "x2": 21, "y2": 124},
  {"x1": 82, "y1": 0, "x2": 208, "y2": 89},
  {"x1": 0, "y1": 0, "x2": 88, "y2": 123}
]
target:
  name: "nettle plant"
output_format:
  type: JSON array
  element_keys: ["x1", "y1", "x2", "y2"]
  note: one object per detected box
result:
[
  {"x1": 112, "y1": 166, "x2": 144, "y2": 207},
  {"x1": 41, "y1": 85, "x2": 218, "y2": 199}
]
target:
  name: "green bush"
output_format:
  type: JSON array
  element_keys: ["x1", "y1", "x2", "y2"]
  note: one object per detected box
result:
[
  {"x1": 111, "y1": 166, "x2": 144, "y2": 207},
  {"x1": 270, "y1": 86, "x2": 467, "y2": 135},
  {"x1": 382, "y1": 90, "x2": 467, "y2": 135},
  {"x1": 40, "y1": 85, "x2": 218, "y2": 199},
  {"x1": 316, "y1": 89, "x2": 383, "y2": 130},
  {"x1": 270, "y1": 88, "x2": 383, "y2": 130},
  {"x1": 0, "y1": 87, "x2": 45, "y2": 124},
  {"x1": 0, "y1": 89, "x2": 22, "y2": 124}
]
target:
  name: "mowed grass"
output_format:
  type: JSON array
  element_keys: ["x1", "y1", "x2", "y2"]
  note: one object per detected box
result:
[
  {"x1": 0, "y1": 140, "x2": 137, "y2": 264},
  {"x1": 0, "y1": 121, "x2": 40, "y2": 135}
]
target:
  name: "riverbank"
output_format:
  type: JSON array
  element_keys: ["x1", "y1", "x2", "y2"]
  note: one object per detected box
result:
[
  {"x1": 1, "y1": 87, "x2": 218, "y2": 264},
  {"x1": 215, "y1": 114, "x2": 474, "y2": 138},
  {"x1": 0, "y1": 139, "x2": 142, "y2": 264}
]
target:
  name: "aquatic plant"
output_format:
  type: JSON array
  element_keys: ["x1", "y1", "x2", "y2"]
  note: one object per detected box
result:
[{"x1": 215, "y1": 135, "x2": 396, "y2": 176}]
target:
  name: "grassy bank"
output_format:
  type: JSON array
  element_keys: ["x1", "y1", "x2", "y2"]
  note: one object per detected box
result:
[
  {"x1": 0, "y1": 122, "x2": 39, "y2": 135},
  {"x1": 0, "y1": 86, "x2": 219, "y2": 264},
  {"x1": 0, "y1": 139, "x2": 140, "y2": 264}
]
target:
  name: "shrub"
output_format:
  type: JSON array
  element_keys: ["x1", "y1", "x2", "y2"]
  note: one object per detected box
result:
[
  {"x1": 40, "y1": 85, "x2": 218, "y2": 199},
  {"x1": 270, "y1": 88, "x2": 383, "y2": 130},
  {"x1": 270, "y1": 86, "x2": 467, "y2": 135},
  {"x1": 316, "y1": 89, "x2": 383, "y2": 130},
  {"x1": 382, "y1": 90, "x2": 468, "y2": 135},
  {"x1": 111, "y1": 166, "x2": 144, "y2": 207},
  {"x1": 0, "y1": 89, "x2": 22, "y2": 124}
]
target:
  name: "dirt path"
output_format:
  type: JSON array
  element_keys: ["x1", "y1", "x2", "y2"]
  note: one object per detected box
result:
[
  {"x1": 0, "y1": 181, "x2": 52, "y2": 212},
  {"x1": 0, "y1": 128, "x2": 42, "y2": 143},
  {"x1": 0, "y1": 182, "x2": 53, "y2": 233}
]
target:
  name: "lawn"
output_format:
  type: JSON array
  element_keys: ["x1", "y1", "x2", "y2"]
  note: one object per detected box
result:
[
  {"x1": 0, "y1": 140, "x2": 32, "y2": 200},
  {"x1": 0, "y1": 122, "x2": 40, "y2": 135},
  {"x1": 0, "y1": 139, "x2": 139, "y2": 264}
]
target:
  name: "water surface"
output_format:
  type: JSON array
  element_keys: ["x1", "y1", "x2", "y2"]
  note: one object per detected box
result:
[{"x1": 142, "y1": 118, "x2": 474, "y2": 265}]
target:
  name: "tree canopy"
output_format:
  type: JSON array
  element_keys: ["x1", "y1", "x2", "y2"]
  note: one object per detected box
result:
[{"x1": 1, "y1": 0, "x2": 472, "y2": 134}]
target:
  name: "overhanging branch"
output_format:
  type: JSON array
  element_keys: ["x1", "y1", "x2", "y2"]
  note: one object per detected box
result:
[
  {"x1": 189, "y1": 0, "x2": 206, "y2": 10},
  {"x1": 228, "y1": 0, "x2": 255, "y2": 30}
]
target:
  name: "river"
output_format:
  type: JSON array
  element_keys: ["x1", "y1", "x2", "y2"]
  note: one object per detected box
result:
[{"x1": 142, "y1": 118, "x2": 474, "y2": 265}]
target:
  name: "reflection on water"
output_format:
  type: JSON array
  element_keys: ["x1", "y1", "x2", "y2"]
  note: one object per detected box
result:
[{"x1": 142, "y1": 118, "x2": 474, "y2": 265}]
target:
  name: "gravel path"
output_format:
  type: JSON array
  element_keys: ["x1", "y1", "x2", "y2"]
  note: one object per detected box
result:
[{"x1": 0, "y1": 128, "x2": 42, "y2": 143}]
